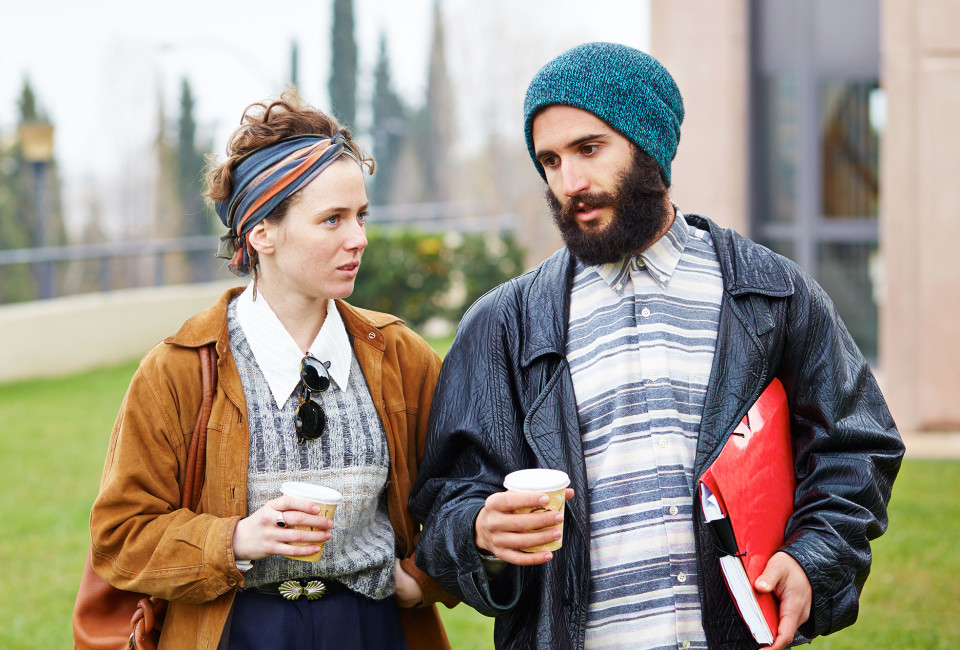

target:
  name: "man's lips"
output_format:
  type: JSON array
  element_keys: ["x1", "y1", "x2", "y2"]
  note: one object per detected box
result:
[{"x1": 575, "y1": 202, "x2": 604, "y2": 223}]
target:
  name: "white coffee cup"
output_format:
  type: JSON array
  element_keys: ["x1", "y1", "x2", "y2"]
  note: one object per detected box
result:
[
  {"x1": 503, "y1": 469, "x2": 570, "y2": 552},
  {"x1": 280, "y1": 482, "x2": 343, "y2": 562}
]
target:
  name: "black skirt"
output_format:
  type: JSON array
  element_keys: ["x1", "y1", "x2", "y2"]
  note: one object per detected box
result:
[{"x1": 223, "y1": 584, "x2": 409, "y2": 650}]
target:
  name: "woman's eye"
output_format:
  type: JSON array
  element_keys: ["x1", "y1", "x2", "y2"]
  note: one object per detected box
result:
[
  {"x1": 324, "y1": 215, "x2": 340, "y2": 225},
  {"x1": 357, "y1": 212, "x2": 368, "y2": 224}
]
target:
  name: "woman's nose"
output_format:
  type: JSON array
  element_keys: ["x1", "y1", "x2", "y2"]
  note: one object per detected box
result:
[{"x1": 346, "y1": 218, "x2": 367, "y2": 251}]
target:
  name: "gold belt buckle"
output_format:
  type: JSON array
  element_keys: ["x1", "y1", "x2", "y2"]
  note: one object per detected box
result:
[{"x1": 278, "y1": 579, "x2": 327, "y2": 601}]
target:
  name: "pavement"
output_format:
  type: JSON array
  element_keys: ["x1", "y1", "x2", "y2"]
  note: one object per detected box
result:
[{"x1": 900, "y1": 431, "x2": 960, "y2": 460}]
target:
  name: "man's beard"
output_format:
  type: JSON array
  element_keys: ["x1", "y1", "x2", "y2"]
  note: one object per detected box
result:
[{"x1": 545, "y1": 151, "x2": 672, "y2": 266}]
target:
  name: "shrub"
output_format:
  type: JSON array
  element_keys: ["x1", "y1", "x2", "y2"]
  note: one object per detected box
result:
[{"x1": 350, "y1": 227, "x2": 525, "y2": 328}]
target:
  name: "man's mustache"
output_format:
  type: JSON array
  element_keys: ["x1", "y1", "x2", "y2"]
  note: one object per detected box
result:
[{"x1": 561, "y1": 191, "x2": 617, "y2": 222}]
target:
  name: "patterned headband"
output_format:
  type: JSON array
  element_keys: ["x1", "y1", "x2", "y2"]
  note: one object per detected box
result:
[{"x1": 214, "y1": 133, "x2": 360, "y2": 276}]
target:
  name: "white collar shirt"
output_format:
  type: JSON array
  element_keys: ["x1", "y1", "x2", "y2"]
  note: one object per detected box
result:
[{"x1": 234, "y1": 284, "x2": 352, "y2": 409}]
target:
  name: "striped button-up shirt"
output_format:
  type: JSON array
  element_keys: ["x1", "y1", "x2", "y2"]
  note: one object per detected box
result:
[{"x1": 566, "y1": 210, "x2": 723, "y2": 650}]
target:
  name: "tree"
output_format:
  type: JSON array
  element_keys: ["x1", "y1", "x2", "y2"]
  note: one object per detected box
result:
[
  {"x1": 176, "y1": 78, "x2": 208, "y2": 236},
  {"x1": 17, "y1": 80, "x2": 38, "y2": 121},
  {"x1": 172, "y1": 78, "x2": 214, "y2": 282},
  {"x1": 420, "y1": 0, "x2": 454, "y2": 201},
  {"x1": 328, "y1": 0, "x2": 358, "y2": 128},
  {"x1": 0, "y1": 114, "x2": 35, "y2": 301},
  {"x1": 290, "y1": 40, "x2": 300, "y2": 88},
  {"x1": 370, "y1": 34, "x2": 407, "y2": 205}
]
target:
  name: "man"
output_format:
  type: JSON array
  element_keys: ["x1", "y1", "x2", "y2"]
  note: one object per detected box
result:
[{"x1": 410, "y1": 42, "x2": 903, "y2": 650}]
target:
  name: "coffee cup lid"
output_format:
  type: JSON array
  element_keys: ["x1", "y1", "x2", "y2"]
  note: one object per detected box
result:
[
  {"x1": 503, "y1": 468, "x2": 570, "y2": 493},
  {"x1": 281, "y1": 481, "x2": 343, "y2": 504}
]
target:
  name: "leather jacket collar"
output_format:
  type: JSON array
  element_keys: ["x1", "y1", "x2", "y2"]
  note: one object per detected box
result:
[{"x1": 520, "y1": 213, "x2": 796, "y2": 365}]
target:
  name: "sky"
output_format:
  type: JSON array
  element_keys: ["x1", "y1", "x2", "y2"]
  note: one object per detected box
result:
[{"x1": 0, "y1": 0, "x2": 650, "y2": 236}]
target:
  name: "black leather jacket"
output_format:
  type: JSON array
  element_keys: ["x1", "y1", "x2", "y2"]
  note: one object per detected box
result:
[{"x1": 410, "y1": 214, "x2": 903, "y2": 649}]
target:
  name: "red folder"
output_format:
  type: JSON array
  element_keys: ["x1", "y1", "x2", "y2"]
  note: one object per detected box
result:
[{"x1": 698, "y1": 378, "x2": 795, "y2": 646}]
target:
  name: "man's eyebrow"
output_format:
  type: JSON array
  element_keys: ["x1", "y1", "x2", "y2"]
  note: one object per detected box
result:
[
  {"x1": 536, "y1": 133, "x2": 609, "y2": 159},
  {"x1": 568, "y1": 133, "x2": 607, "y2": 148}
]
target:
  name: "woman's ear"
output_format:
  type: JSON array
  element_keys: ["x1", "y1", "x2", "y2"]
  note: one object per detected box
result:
[{"x1": 247, "y1": 221, "x2": 275, "y2": 255}]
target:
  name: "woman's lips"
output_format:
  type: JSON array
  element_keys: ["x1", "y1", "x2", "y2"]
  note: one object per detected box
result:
[{"x1": 337, "y1": 262, "x2": 360, "y2": 277}]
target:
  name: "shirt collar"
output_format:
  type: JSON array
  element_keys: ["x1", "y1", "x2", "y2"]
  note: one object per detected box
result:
[
  {"x1": 235, "y1": 284, "x2": 352, "y2": 408},
  {"x1": 594, "y1": 204, "x2": 690, "y2": 296}
]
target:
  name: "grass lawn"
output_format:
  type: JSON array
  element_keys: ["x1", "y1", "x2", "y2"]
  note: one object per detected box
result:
[{"x1": 0, "y1": 352, "x2": 955, "y2": 649}]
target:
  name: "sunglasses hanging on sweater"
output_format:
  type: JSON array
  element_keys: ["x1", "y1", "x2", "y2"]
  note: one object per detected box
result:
[{"x1": 295, "y1": 354, "x2": 331, "y2": 444}]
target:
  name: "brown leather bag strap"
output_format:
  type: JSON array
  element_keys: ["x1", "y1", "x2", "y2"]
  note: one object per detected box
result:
[{"x1": 181, "y1": 344, "x2": 217, "y2": 511}]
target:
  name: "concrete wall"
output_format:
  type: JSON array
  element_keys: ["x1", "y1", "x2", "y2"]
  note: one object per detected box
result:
[
  {"x1": 649, "y1": 0, "x2": 751, "y2": 232},
  {"x1": 880, "y1": 0, "x2": 960, "y2": 431},
  {"x1": 0, "y1": 281, "x2": 239, "y2": 384}
]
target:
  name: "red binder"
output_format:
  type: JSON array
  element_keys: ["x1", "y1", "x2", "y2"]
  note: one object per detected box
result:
[{"x1": 698, "y1": 378, "x2": 795, "y2": 646}]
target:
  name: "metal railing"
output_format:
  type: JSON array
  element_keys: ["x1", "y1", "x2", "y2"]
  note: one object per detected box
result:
[{"x1": 0, "y1": 202, "x2": 518, "y2": 302}]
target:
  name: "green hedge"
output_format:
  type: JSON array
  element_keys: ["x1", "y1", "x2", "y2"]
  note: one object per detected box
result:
[{"x1": 350, "y1": 228, "x2": 525, "y2": 328}]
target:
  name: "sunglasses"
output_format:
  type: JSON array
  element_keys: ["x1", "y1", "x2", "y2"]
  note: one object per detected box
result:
[{"x1": 295, "y1": 355, "x2": 331, "y2": 444}]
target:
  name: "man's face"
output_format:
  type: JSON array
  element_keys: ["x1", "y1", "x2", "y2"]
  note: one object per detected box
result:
[{"x1": 532, "y1": 105, "x2": 673, "y2": 265}]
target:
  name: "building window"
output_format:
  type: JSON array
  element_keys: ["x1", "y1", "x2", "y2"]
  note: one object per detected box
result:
[
  {"x1": 751, "y1": 0, "x2": 881, "y2": 360},
  {"x1": 820, "y1": 81, "x2": 881, "y2": 220}
]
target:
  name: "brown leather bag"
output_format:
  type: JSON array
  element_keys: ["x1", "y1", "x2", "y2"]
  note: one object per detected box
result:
[{"x1": 73, "y1": 345, "x2": 217, "y2": 649}]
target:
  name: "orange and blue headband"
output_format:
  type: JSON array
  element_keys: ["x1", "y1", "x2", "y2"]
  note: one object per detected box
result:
[{"x1": 215, "y1": 133, "x2": 359, "y2": 276}]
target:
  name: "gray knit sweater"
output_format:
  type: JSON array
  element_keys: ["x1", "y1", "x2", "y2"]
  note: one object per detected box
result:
[{"x1": 227, "y1": 300, "x2": 395, "y2": 599}]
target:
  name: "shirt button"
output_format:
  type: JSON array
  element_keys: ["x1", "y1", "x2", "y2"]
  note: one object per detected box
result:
[
  {"x1": 641, "y1": 307, "x2": 651, "y2": 318},
  {"x1": 658, "y1": 438, "x2": 669, "y2": 449},
  {"x1": 680, "y1": 641, "x2": 691, "y2": 649},
  {"x1": 368, "y1": 332, "x2": 376, "y2": 339},
  {"x1": 659, "y1": 274, "x2": 668, "y2": 283},
  {"x1": 677, "y1": 572, "x2": 687, "y2": 583},
  {"x1": 669, "y1": 505, "x2": 679, "y2": 516}
]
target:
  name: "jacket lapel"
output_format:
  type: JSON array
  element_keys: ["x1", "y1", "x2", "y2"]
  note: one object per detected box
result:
[
  {"x1": 518, "y1": 249, "x2": 590, "y2": 539},
  {"x1": 692, "y1": 216, "x2": 795, "y2": 482}
]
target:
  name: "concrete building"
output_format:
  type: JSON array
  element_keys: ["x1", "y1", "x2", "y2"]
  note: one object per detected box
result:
[{"x1": 649, "y1": 0, "x2": 960, "y2": 435}]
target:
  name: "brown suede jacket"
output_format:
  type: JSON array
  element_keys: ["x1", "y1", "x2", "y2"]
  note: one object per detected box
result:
[{"x1": 89, "y1": 287, "x2": 455, "y2": 649}]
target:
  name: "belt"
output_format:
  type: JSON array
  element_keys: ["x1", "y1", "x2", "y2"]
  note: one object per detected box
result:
[{"x1": 247, "y1": 578, "x2": 349, "y2": 601}]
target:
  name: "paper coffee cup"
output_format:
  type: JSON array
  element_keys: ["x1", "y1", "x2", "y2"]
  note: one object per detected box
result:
[
  {"x1": 503, "y1": 469, "x2": 570, "y2": 552},
  {"x1": 280, "y1": 482, "x2": 342, "y2": 562}
]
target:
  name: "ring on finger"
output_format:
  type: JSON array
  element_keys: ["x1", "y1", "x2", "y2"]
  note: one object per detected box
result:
[{"x1": 276, "y1": 511, "x2": 287, "y2": 528}]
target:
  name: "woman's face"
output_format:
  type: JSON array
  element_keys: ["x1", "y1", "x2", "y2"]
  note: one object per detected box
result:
[{"x1": 256, "y1": 159, "x2": 369, "y2": 302}]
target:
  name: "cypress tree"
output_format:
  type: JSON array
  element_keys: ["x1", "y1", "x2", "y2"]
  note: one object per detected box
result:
[
  {"x1": 421, "y1": 0, "x2": 453, "y2": 201},
  {"x1": 370, "y1": 34, "x2": 406, "y2": 205},
  {"x1": 329, "y1": 0, "x2": 358, "y2": 128},
  {"x1": 175, "y1": 77, "x2": 213, "y2": 281}
]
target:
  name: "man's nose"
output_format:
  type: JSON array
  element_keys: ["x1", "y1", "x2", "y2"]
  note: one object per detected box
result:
[{"x1": 561, "y1": 162, "x2": 589, "y2": 197}]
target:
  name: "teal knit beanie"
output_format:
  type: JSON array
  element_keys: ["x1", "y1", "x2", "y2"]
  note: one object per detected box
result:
[{"x1": 523, "y1": 42, "x2": 684, "y2": 186}]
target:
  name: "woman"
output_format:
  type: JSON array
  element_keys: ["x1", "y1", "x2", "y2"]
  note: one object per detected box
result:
[{"x1": 88, "y1": 90, "x2": 455, "y2": 649}]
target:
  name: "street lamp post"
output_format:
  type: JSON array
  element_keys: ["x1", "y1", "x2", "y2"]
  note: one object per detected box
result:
[{"x1": 19, "y1": 120, "x2": 55, "y2": 299}]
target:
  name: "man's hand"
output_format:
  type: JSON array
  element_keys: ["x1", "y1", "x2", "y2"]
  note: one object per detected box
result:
[
  {"x1": 755, "y1": 551, "x2": 812, "y2": 650},
  {"x1": 474, "y1": 488, "x2": 575, "y2": 566}
]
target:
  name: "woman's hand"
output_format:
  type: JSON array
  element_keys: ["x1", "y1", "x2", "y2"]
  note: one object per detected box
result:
[
  {"x1": 394, "y1": 558, "x2": 424, "y2": 608},
  {"x1": 232, "y1": 495, "x2": 333, "y2": 561}
]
